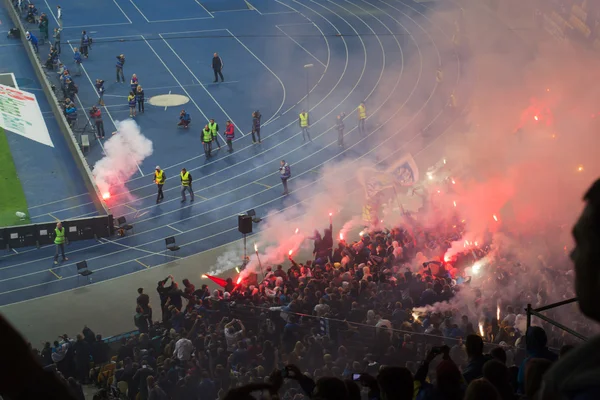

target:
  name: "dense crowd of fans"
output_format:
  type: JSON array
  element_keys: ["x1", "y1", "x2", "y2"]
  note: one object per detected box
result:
[{"x1": 25, "y1": 206, "x2": 591, "y2": 400}]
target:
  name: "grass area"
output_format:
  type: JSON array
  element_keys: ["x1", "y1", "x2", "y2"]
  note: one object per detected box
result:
[{"x1": 0, "y1": 127, "x2": 30, "y2": 226}]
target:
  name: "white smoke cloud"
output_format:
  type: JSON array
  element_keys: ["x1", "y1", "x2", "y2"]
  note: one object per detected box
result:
[{"x1": 92, "y1": 120, "x2": 153, "y2": 196}]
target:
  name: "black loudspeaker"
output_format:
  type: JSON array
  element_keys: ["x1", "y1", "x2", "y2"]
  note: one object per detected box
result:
[{"x1": 238, "y1": 215, "x2": 252, "y2": 234}]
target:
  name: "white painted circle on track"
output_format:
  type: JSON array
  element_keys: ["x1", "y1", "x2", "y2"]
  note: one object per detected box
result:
[{"x1": 148, "y1": 94, "x2": 190, "y2": 107}]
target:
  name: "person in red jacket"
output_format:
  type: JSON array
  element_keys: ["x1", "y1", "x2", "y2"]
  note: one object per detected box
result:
[{"x1": 225, "y1": 120, "x2": 235, "y2": 152}]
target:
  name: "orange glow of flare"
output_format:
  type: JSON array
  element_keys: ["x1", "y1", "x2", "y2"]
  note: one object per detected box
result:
[
  {"x1": 444, "y1": 254, "x2": 451, "y2": 262},
  {"x1": 339, "y1": 232, "x2": 344, "y2": 240},
  {"x1": 295, "y1": 228, "x2": 299, "y2": 234},
  {"x1": 201, "y1": 274, "x2": 207, "y2": 279},
  {"x1": 254, "y1": 243, "x2": 258, "y2": 252},
  {"x1": 236, "y1": 276, "x2": 242, "y2": 284},
  {"x1": 412, "y1": 312, "x2": 419, "y2": 320},
  {"x1": 534, "y1": 115, "x2": 539, "y2": 121},
  {"x1": 288, "y1": 250, "x2": 293, "y2": 256},
  {"x1": 578, "y1": 165, "x2": 584, "y2": 172},
  {"x1": 102, "y1": 192, "x2": 110, "y2": 200},
  {"x1": 493, "y1": 215, "x2": 498, "y2": 222},
  {"x1": 453, "y1": 201, "x2": 457, "y2": 207},
  {"x1": 497, "y1": 305, "x2": 501, "y2": 321},
  {"x1": 474, "y1": 241, "x2": 478, "y2": 247},
  {"x1": 359, "y1": 231, "x2": 364, "y2": 237},
  {"x1": 451, "y1": 179, "x2": 456, "y2": 184},
  {"x1": 329, "y1": 212, "x2": 332, "y2": 216},
  {"x1": 479, "y1": 323, "x2": 485, "y2": 338}
]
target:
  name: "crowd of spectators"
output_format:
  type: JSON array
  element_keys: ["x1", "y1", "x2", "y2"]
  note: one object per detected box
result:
[
  {"x1": 23, "y1": 204, "x2": 593, "y2": 400},
  {"x1": 12, "y1": 0, "x2": 83, "y2": 129}
]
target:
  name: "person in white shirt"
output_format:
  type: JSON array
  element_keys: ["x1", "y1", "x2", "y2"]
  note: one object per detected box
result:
[
  {"x1": 173, "y1": 337, "x2": 193, "y2": 361},
  {"x1": 57, "y1": 6, "x2": 62, "y2": 27},
  {"x1": 224, "y1": 319, "x2": 245, "y2": 352}
]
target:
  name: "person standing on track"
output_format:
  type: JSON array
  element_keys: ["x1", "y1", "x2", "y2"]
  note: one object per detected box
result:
[
  {"x1": 279, "y1": 160, "x2": 291, "y2": 196},
  {"x1": 357, "y1": 101, "x2": 367, "y2": 135},
  {"x1": 252, "y1": 110, "x2": 261, "y2": 143},
  {"x1": 336, "y1": 112, "x2": 345, "y2": 147},
  {"x1": 299, "y1": 110, "x2": 311, "y2": 142},
  {"x1": 89, "y1": 105, "x2": 106, "y2": 139},
  {"x1": 73, "y1": 47, "x2": 82, "y2": 76},
  {"x1": 154, "y1": 166, "x2": 166, "y2": 204},
  {"x1": 53, "y1": 221, "x2": 68, "y2": 265},
  {"x1": 136, "y1": 85, "x2": 145, "y2": 113},
  {"x1": 57, "y1": 5, "x2": 63, "y2": 28},
  {"x1": 53, "y1": 27, "x2": 62, "y2": 54},
  {"x1": 202, "y1": 125, "x2": 213, "y2": 158},
  {"x1": 80, "y1": 30, "x2": 90, "y2": 58},
  {"x1": 225, "y1": 120, "x2": 235, "y2": 152},
  {"x1": 180, "y1": 168, "x2": 194, "y2": 203},
  {"x1": 116, "y1": 54, "x2": 125, "y2": 83},
  {"x1": 95, "y1": 78, "x2": 105, "y2": 106},
  {"x1": 212, "y1": 52, "x2": 224, "y2": 83},
  {"x1": 208, "y1": 119, "x2": 221, "y2": 150}
]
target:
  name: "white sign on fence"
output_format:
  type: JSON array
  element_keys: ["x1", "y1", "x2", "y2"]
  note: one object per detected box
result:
[{"x1": 0, "y1": 83, "x2": 53, "y2": 147}]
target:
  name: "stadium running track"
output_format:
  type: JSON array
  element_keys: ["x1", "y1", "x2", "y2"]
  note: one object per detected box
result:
[{"x1": 0, "y1": 0, "x2": 470, "y2": 305}]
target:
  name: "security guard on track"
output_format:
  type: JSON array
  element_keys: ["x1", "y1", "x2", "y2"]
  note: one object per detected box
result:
[
  {"x1": 358, "y1": 102, "x2": 367, "y2": 135},
  {"x1": 154, "y1": 166, "x2": 166, "y2": 204},
  {"x1": 180, "y1": 168, "x2": 194, "y2": 203},
  {"x1": 53, "y1": 221, "x2": 68, "y2": 265},
  {"x1": 299, "y1": 110, "x2": 311, "y2": 142},
  {"x1": 208, "y1": 119, "x2": 221, "y2": 150},
  {"x1": 202, "y1": 125, "x2": 213, "y2": 158}
]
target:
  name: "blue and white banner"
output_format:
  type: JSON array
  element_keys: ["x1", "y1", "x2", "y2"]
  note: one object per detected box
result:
[{"x1": 358, "y1": 154, "x2": 419, "y2": 199}]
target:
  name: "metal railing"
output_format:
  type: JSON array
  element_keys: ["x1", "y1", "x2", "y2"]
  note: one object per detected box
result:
[{"x1": 526, "y1": 298, "x2": 587, "y2": 342}]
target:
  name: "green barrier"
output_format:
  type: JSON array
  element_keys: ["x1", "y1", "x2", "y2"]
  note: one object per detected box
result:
[
  {"x1": 1, "y1": 0, "x2": 109, "y2": 221},
  {"x1": 0, "y1": 127, "x2": 30, "y2": 226}
]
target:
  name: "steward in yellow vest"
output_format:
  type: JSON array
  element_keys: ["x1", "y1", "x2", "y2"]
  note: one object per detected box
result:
[
  {"x1": 53, "y1": 221, "x2": 68, "y2": 264},
  {"x1": 358, "y1": 102, "x2": 367, "y2": 134},
  {"x1": 299, "y1": 111, "x2": 312, "y2": 142},
  {"x1": 154, "y1": 166, "x2": 166, "y2": 203},
  {"x1": 202, "y1": 125, "x2": 213, "y2": 158},
  {"x1": 180, "y1": 168, "x2": 194, "y2": 202},
  {"x1": 208, "y1": 119, "x2": 221, "y2": 150}
]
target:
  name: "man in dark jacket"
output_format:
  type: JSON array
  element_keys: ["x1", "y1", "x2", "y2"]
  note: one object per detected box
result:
[
  {"x1": 72, "y1": 334, "x2": 91, "y2": 383},
  {"x1": 212, "y1": 52, "x2": 224, "y2": 83},
  {"x1": 462, "y1": 334, "x2": 492, "y2": 384},
  {"x1": 279, "y1": 160, "x2": 291, "y2": 196},
  {"x1": 252, "y1": 110, "x2": 261, "y2": 143}
]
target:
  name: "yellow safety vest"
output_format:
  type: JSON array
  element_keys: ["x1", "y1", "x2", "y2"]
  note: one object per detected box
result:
[
  {"x1": 299, "y1": 113, "x2": 308, "y2": 127},
  {"x1": 155, "y1": 170, "x2": 164, "y2": 184},
  {"x1": 208, "y1": 122, "x2": 218, "y2": 136},
  {"x1": 54, "y1": 227, "x2": 65, "y2": 244},
  {"x1": 358, "y1": 104, "x2": 366, "y2": 120},
  {"x1": 181, "y1": 171, "x2": 190, "y2": 186}
]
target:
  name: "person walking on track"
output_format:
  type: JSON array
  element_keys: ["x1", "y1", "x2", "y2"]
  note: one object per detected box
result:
[
  {"x1": 299, "y1": 110, "x2": 311, "y2": 142},
  {"x1": 154, "y1": 166, "x2": 166, "y2": 204},
  {"x1": 252, "y1": 110, "x2": 261, "y2": 143},
  {"x1": 208, "y1": 119, "x2": 221, "y2": 150},
  {"x1": 279, "y1": 160, "x2": 291, "y2": 196},
  {"x1": 180, "y1": 168, "x2": 194, "y2": 203},
  {"x1": 202, "y1": 125, "x2": 213, "y2": 158},
  {"x1": 212, "y1": 52, "x2": 224, "y2": 83},
  {"x1": 336, "y1": 112, "x2": 345, "y2": 147},
  {"x1": 53, "y1": 221, "x2": 68, "y2": 265},
  {"x1": 225, "y1": 120, "x2": 235, "y2": 152},
  {"x1": 358, "y1": 101, "x2": 367, "y2": 135}
]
